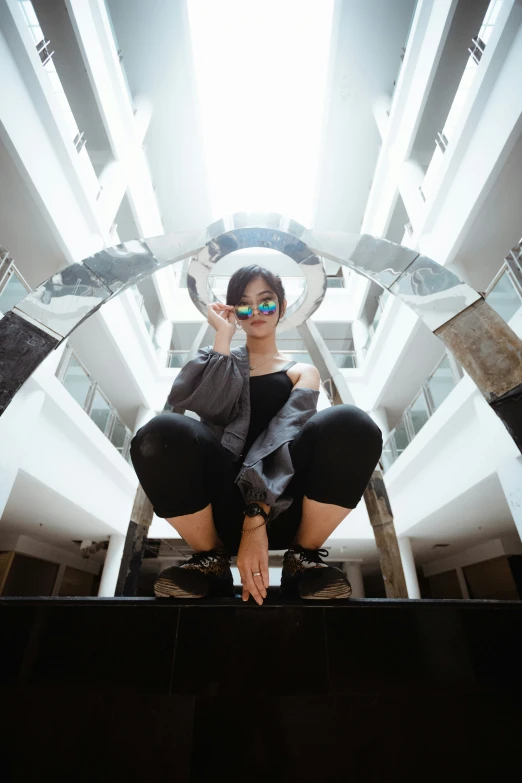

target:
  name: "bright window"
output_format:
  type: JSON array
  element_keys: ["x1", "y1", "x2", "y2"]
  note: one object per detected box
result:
[{"x1": 187, "y1": 0, "x2": 335, "y2": 225}]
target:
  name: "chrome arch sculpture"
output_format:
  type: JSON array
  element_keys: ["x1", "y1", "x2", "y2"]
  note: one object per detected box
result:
[{"x1": 1, "y1": 212, "x2": 521, "y2": 453}]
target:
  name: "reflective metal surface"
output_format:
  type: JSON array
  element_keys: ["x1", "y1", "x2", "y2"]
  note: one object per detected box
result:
[
  {"x1": 82, "y1": 240, "x2": 161, "y2": 294},
  {"x1": 187, "y1": 227, "x2": 327, "y2": 333},
  {"x1": 14, "y1": 263, "x2": 112, "y2": 339},
  {"x1": 389, "y1": 255, "x2": 482, "y2": 331},
  {"x1": 305, "y1": 232, "x2": 420, "y2": 289},
  {"x1": 1, "y1": 212, "x2": 495, "y2": 424}
]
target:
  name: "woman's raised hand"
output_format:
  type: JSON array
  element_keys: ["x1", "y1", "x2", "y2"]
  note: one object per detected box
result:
[{"x1": 207, "y1": 302, "x2": 236, "y2": 339}]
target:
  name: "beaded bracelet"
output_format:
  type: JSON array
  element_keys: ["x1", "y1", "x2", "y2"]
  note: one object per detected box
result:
[{"x1": 241, "y1": 519, "x2": 268, "y2": 533}]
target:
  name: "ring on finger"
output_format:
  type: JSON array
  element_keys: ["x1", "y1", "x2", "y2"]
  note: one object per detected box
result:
[{"x1": 252, "y1": 571, "x2": 261, "y2": 577}]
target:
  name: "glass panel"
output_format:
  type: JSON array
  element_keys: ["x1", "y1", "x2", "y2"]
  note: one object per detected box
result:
[
  {"x1": 409, "y1": 390, "x2": 430, "y2": 436},
  {"x1": 332, "y1": 353, "x2": 356, "y2": 368},
  {"x1": 168, "y1": 353, "x2": 188, "y2": 368},
  {"x1": 381, "y1": 436, "x2": 396, "y2": 472},
  {"x1": 486, "y1": 271, "x2": 522, "y2": 324},
  {"x1": 0, "y1": 273, "x2": 27, "y2": 314},
  {"x1": 394, "y1": 419, "x2": 410, "y2": 458},
  {"x1": 110, "y1": 418, "x2": 127, "y2": 452},
  {"x1": 426, "y1": 356, "x2": 455, "y2": 411},
  {"x1": 283, "y1": 351, "x2": 314, "y2": 365},
  {"x1": 62, "y1": 356, "x2": 92, "y2": 409},
  {"x1": 326, "y1": 277, "x2": 344, "y2": 288},
  {"x1": 140, "y1": 302, "x2": 155, "y2": 338},
  {"x1": 90, "y1": 390, "x2": 111, "y2": 434}
]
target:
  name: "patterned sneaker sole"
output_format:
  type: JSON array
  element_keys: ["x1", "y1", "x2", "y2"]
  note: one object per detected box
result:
[
  {"x1": 154, "y1": 576, "x2": 208, "y2": 599},
  {"x1": 299, "y1": 578, "x2": 352, "y2": 600}
]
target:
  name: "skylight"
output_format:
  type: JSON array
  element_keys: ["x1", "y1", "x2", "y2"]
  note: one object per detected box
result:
[{"x1": 187, "y1": 0, "x2": 334, "y2": 226}]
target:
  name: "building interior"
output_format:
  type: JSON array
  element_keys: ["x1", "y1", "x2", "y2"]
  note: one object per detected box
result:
[{"x1": 1, "y1": 0, "x2": 521, "y2": 777}]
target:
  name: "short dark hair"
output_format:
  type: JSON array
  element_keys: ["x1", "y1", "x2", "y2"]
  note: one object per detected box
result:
[{"x1": 226, "y1": 265, "x2": 286, "y2": 322}]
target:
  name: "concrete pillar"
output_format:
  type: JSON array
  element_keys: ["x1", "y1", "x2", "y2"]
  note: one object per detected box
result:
[
  {"x1": 368, "y1": 407, "x2": 390, "y2": 441},
  {"x1": 398, "y1": 536, "x2": 421, "y2": 599},
  {"x1": 497, "y1": 456, "x2": 522, "y2": 542},
  {"x1": 352, "y1": 316, "x2": 370, "y2": 366},
  {"x1": 363, "y1": 471, "x2": 408, "y2": 598},
  {"x1": 154, "y1": 314, "x2": 174, "y2": 366},
  {"x1": 98, "y1": 534, "x2": 126, "y2": 596},
  {"x1": 115, "y1": 485, "x2": 154, "y2": 596},
  {"x1": 342, "y1": 562, "x2": 365, "y2": 598}
]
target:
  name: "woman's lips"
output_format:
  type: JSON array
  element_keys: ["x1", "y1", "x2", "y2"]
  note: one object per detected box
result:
[{"x1": 251, "y1": 320, "x2": 265, "y2": 325}]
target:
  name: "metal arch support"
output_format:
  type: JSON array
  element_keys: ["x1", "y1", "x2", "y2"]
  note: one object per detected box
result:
[{"x1": 1, "y1": 212, "x2": 521, "y2": 453}]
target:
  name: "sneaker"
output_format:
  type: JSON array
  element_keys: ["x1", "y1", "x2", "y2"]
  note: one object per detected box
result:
[
  {"x1": 280, "y1": 545, "x2": 352, "y2": 599},
  {"x1": 154, "y1": 547, "x2": 234, "y2": 599}
]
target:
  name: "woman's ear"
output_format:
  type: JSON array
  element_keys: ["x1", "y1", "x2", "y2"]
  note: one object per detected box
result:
[{"x1": 281, "y1": 298, "x2": 287, "y2": 319}]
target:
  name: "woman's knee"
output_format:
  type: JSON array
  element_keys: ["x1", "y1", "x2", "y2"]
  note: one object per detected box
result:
[
  {"x1": 312, "y1": 405, "x2": 383, "y2": 455},
  {"x1": 131, "y1": 412, "x2": 204, "y2": 462}
]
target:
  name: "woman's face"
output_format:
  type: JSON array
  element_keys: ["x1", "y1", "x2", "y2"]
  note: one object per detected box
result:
[{"x1": 235, "y1": 277, "x2": 285, "y2": 335}]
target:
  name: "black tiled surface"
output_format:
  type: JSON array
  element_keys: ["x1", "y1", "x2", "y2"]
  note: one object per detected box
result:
[
  {"x1": 460, "y1": 605, "x2": 522, "y2": 691},
  {"x1": 2, "y1": 598, "x2": 522, "y2": 780},
  {"x1": 171, "y1": 606, "x2": 328, "y2": 696},
  {"x1": 190, "y1": 692, "x2": 522, "y2": 782},
  {"x1": 0, "y1": 691, "x2": 194, "y2": 783},
  {"x1": 0, "y1": 606, "x2": 38, "y2": 685},
  {"x1": 11, "y1": 605, "x2": 180, "y2": 694},
  {"x1": 325, "y1": 605, "x2": 429, "y2": 696}
]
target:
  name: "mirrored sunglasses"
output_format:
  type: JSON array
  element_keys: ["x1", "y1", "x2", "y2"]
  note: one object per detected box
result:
[{"x1": 234, "y1": 300, "x2": 277, "y2": 320}]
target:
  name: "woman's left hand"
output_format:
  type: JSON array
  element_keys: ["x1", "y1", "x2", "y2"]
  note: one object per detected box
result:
[{"x1": 236, "y1": 522, "x2": 269, "y2": 606}]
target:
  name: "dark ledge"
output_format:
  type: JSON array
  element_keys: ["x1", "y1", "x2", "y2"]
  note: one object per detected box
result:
[{"x1": 1, "y1": 595, "x2": 520, "y2": 608}]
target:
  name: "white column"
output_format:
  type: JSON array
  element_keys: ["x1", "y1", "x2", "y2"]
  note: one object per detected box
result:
[
  {"x1": 497, "y1": 457, "x2": 522, "y2": 543},
  {"x1": 134, "y1": 405, "x2": 155, "y2": 434},
  {"x1": 154, "y1": 314, "x2": 174, "y2": 367},
  {"x1": 352, "y1": 317, "x2": 370, "y2": 366},
  {"x1": 368, "y1": 407, "x2": 390, "y2": 441},
  {"x1": 398, "y1": 157, "x2": 426, "y2": 229},
  {"x1": 297, "y1": 320, "x2": 355, "y2": 404},
  {"x1": 456, "y1": 567, "x2": 470, "y2": 599},
  {"x1": 398, "y1": 536, "x2": 421, "y2": 599},
  {"x1": 372, "y1": 92, "x2": 392, "y2": 140},
  {"x1": 98, "y1": 534, "x2": 126, "y2": 596},
  {"x1": 342, "y1": 562, "x2": 365, "y2": 598}
]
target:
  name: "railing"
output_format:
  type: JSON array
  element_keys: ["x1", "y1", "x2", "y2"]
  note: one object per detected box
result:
[
  {"x1": 181, "y1": 270, "x2": 345, "y2": 292},
  {"x1": 208, "y1": 275, "x2": 307, "y2": 298},
  {"x1": 380, "y1": 352, "x2": 463, "y2": 472},
  {"x1": 18, "y1": 0, "x2": 101, "y2": 201},
  {"x1": 167, "y1": 349, "x2": 357, "y2": 369},
  {"x1": 56, "y1": 348, "x2": 133, "y2": 462},
  {"x1": 128, "y1": 285, "x2": 156, "y2": 341},
  {"x1": 167, "y1": 350, "x2": 189, "y2": 369},
  {"x1": 421, "y1": 0, "x2": 503, "y2": 202},
  {"x1": 362, "y1": 289, "x2": 391, "y2": 357},
  {"x1": 485, "y1": 263, "x2": 522, "y2": 324},
  {"x1": 280, "y1": 351, "x2": 357, "y2": 369},
  {"x1": 0, "y1": 251, "x2": 31, "y2": 316}
]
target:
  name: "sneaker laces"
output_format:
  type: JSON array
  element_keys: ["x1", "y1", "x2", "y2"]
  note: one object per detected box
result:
[
  {"x1": 292, "y1": 546, "x2": 329, "y2": 565},
  {"x1": 185, "y1": 548, "x2": 226, "y2": 567}
]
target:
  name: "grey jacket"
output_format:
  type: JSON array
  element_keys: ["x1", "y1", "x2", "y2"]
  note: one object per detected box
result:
[{"x1": 167, "y1": 344, "x2": 319, "y2": 519}]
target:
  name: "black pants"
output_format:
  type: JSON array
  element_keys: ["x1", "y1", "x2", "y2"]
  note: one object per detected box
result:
[{"x1": 130, "y1": 405, "x2": 383, "y2": 555}]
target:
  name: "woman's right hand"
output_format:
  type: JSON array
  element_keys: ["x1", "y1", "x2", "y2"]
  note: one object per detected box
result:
[{"x1": 207, "y1": 302, "x2": 236, "y2": 339}]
